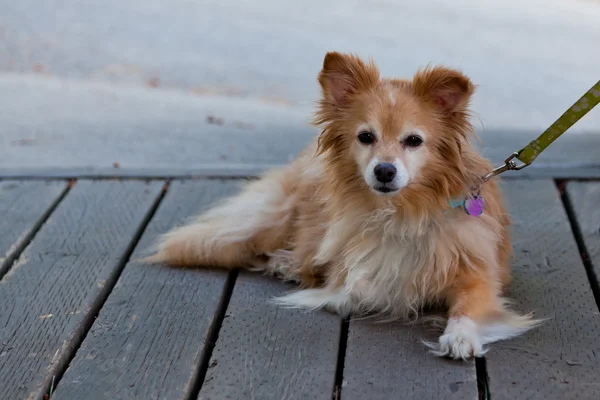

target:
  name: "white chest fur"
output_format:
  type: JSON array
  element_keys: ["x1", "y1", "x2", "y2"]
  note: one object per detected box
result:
[{"x1": 339, "y1": 215, "x2": 442, "y2": 317}]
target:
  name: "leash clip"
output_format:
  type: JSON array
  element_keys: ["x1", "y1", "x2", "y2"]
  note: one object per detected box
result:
[{"x1": 482, "y1": 152, "x2": 528, "y2": 182}]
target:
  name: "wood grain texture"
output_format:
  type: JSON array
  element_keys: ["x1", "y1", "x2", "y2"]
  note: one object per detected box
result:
[
  {"x1": 0, "y1": 181, "x2": 67, "y2": 277},
  {"x1": 0, "y1": 180, "x2": 163, "y2": 400},
  {"x1": 52, "y1": 180, "x2": 241, "y2": 400},
  {"x1": 567, "y1": 181, "x2": 600, "y2": 289},
  {"x1": 343, "y1": 320, "x2": 477, "y2": 400},
  {"x1": 485, "y1": 180, "x2": 600, "y2": 399},
  {"x1": 199, "y1": 271, "x2": 342, "y2": 400}
]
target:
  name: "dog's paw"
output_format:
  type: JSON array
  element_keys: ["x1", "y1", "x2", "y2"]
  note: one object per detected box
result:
[
  {"x1": 435, "y1": 330, "x2": 484, "y2": 360},
  {"x1": 425, "y1": 317, "x2": 486, "y2": 360}
]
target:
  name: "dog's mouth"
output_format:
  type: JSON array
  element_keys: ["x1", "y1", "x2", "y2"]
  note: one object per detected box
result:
[{"x1": 372, "y1": 185, "x2": 400, "y2": 195}]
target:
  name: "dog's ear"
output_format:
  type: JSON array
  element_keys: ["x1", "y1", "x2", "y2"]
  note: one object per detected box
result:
[
  {"x1": 318, "y1": 52, "x2": 380, "y2": 107},
  {"x1": 411, "y1": 66, "x2": 475, "y2": 115}
]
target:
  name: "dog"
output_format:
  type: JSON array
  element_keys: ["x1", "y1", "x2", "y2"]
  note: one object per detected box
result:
[{"x1": 149, "y1": 52, "x2": 539, "y2": 359}]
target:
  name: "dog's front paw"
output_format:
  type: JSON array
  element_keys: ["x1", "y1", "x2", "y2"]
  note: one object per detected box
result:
[
  {"x1": 425, "y1": 317, "x2": 485, "y2": 360},
  {"x1": 436, "y1": 330, "x2": 483, "y2": 360}
]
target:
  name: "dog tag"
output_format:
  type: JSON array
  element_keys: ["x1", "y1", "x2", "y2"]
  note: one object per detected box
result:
[{"x1": 464, "y1": 196, "x2": 485, "y2": 216}]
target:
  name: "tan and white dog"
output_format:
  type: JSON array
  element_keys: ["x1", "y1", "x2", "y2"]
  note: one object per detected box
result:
[{"x1": 149, "y1": 52, "x2": 539, "y2": 359}]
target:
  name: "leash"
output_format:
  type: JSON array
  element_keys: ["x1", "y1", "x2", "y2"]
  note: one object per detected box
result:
[
  {"x1": 482, "y1": 80, "x2": 600, "y2": 182},
  {"x1": 452, "y1": 80, "x2": 600, "y2": 216}
]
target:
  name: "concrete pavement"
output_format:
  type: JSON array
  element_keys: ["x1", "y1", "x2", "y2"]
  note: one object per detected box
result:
[{"x1": 0, "y1": 0, "x2": 598, "y2": 172}]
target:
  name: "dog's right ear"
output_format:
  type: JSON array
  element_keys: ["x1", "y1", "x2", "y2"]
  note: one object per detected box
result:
[{"x1": 318, "y1": 52, "x2": 380, "y2": 107}]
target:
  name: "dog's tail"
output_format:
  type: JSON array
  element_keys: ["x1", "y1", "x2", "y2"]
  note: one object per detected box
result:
[{"x1": 146, "y1": 168, "x2": 296, "y2": 269}]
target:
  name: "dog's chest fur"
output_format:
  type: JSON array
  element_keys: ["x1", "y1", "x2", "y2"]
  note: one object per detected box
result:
[{"x1": 302, "y1": 204, "x2": 500, "y2": 317}]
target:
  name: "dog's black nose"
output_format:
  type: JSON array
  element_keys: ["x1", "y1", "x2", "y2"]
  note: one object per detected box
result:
[{"x1": 374, "y1": 163, "x2": 397, "y2": 183}]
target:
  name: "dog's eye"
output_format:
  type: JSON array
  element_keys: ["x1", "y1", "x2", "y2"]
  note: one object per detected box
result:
[
  {"x1": 404, "y1": 135, "x2": 423, "y2": 148},
  {"x1": 357, "y1": 131, "x2": 375, "y2": 145}
]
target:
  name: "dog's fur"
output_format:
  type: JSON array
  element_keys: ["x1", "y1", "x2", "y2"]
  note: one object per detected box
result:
[{"x1": 149, "y1": 52, "x2": 539, "y2": 359}]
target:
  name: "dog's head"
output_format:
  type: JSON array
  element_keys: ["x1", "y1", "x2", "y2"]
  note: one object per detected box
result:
[{"x1": 315, "y1": 52, "x2": 481, "y2": 208}]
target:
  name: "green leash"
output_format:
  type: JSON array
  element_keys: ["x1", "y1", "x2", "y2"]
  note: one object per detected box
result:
[{"x1": 482, "y1": 80, "x2": 600, "y2": 182}]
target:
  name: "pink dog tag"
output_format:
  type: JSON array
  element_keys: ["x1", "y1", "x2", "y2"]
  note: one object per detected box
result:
[{"x1": 464, "y1": 196, "x2": 485, "y2": 216}]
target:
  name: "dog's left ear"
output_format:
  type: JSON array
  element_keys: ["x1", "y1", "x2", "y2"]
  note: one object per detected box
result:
[{"x1": 411, "y1": 66, "x2": 475, "y2": 115}]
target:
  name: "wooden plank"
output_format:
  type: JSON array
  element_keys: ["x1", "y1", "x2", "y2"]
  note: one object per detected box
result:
[
  {"x1": 199, "y1": 271, "x2": 342, "y2": 400},
  {"x1": 0, "y1": 180, "x2": 163, "y2": 400},
  {"x1": 52, "y1": 180, "x2": 240, "y2": 400},
  {"x1": 485, "y1": 180, "x2": 600, "y2": 399},
  {"x1": 567, "y1": 181, "x2": 600, "y2": 292},
  {"x1": 343, "y1": 321, "x2": 477, "y2": 399},
  {"x1": 0, "y1": 181, "x2": 67, "y2": 277}
]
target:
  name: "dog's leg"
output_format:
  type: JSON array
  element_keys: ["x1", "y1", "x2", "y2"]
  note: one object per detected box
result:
[
  {"x1": 428, "y1": 265, "x2": 540, "y2": 360},
  {"x1": 148, "y1": 168, "x2": 296, "y2": 270}
]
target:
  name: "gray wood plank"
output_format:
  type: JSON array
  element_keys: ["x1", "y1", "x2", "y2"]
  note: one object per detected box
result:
[
  {"x1": 0, "y1": 181, "x2": 67, "y2": 277},
  {"x1": 199, "y1": 271, "x2": 342, "y2": 400},
  {"x1": 485, "y1": 180, "x2": 600, "y2": 399},
  {"x1": 52, "y1": 180, "x2": 241, "y2": 400},
  {"x1": 343, "y1": 321, "x2": 477, "y2": 400},
  {"x1": 567, "y1": 181, "x2": 600, "y2": 291},
  {"x1": 0, "y1": 180, "x2": 163, "y2": 400}
]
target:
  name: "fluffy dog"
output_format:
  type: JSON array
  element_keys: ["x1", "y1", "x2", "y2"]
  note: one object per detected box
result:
[{"x1": 149, "y1": 52, "x2": 538, "y2": 359}]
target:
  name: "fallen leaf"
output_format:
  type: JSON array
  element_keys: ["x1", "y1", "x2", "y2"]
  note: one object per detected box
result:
[
  {"x1": 206, "y1": 115, "x2": 224, "y2": 125},
  {"x1": 147, "y1": 77, "x2": 160, "y2": 88},
  {"x1": 11, "y1": 138, "x2": 36, "y2": 146}
]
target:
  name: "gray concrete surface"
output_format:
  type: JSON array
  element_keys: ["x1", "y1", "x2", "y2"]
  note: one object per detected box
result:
[{"x1": 0, "y1": 0, "x2": 599, "y2": 172}]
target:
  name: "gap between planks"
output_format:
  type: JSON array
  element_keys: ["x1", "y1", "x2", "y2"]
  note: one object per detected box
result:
[
  {"x1": 557, "y1": 179, "x2": 600, "y2": 312},
  {"x1": 40, "y1": 180, "x2": 170, "y2": 399},
  {"x1": 187, "y1": 269, "x2": 239, "y2": 400},
  {"x1": 333, "y1": 318, "x2": 350, "y2": 400},
  {"x1": 475, "y1": 357, "x2": 490, "y2": 400},
  {"x1": 0, "y1": 180, "x2": 74, "y2": 280}
]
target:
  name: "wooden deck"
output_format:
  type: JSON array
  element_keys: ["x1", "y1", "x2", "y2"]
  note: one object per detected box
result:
[{"x1": 1, "y1": 177, "x2": 599, "y2": 400}]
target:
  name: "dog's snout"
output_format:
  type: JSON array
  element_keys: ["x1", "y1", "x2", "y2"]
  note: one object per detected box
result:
[{"x1": 374, "y1": 163, "x2": 397, "y2": 183}]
